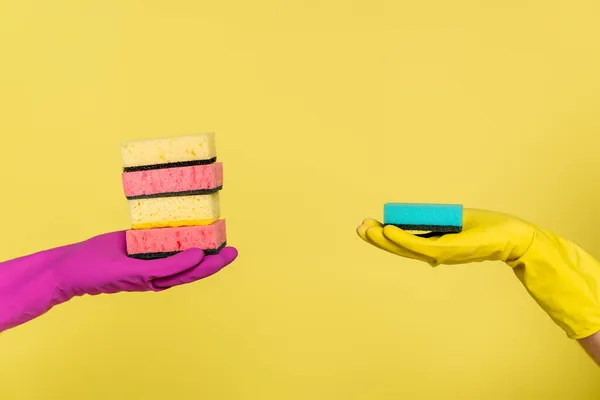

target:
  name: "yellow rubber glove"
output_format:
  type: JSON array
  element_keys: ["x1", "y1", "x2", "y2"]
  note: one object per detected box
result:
[{"x1": 357, "y1": 208, "x2": 600, "y2": 339}]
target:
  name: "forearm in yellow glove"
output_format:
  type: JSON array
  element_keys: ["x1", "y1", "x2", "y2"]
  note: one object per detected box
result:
[{"x1": 356, "y1": 208, "x2": 600, "y2": 340}]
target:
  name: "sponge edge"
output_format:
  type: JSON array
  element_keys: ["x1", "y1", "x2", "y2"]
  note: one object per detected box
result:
[
  {"x1": 126, "y1": 219, "x2": 227, "y2": 259},
  {"x1": 120, "y1": 132, "x2": 216, "y2": 170},
  {"x1": 383, "y1": 203, "x2": 463, "y2": 233}
]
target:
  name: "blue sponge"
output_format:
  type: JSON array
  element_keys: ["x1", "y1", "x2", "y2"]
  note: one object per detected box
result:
[{"x1": 383, "y1": 203, "x2": 463, "y2": 233}]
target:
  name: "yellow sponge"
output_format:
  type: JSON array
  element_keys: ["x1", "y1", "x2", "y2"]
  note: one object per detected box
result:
[
  {"x1": 121, "y1": 132, "x2": 216, "y2": 171},
  {"x1": 128, "y1": 192, "x2": 220, "y2": 229}
]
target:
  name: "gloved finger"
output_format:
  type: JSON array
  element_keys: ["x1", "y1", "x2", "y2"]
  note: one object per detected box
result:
[
  {"x1": 357, "y1": 224, "x2": 389, "y2": 251},
  {"x1": 357, "y1": 223, "x2": 400, "y2": 254},
  {"x1": 357, "y1": 223, "x2": 373, "y2": 242},
  {"x1": 151, "y1": 246, "x2": 238, "y2": 289},
  {"x1": 361, "y1": 218, "x2": 383, "y2": 228},
  {"x1": 363, "y1": 225, "x2": 436, "y2": 264},
  {"x1": 358, "y1": 223, "x2": 436, "y2": 265},
  {"x1": 136, "y1": 248, "x2": 205, "y2": 279},
  {"x1": 357, "y1": 223, "x2": 414, "y2": 257}
]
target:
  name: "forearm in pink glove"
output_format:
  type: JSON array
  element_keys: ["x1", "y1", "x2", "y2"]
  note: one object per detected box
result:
[{"x1": 0, "y1": 231, "x2": 237, "y2": 332}]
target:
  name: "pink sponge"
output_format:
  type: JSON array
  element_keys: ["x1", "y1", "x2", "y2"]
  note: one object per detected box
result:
[
  {"x1": 122, "y1": 163, "x2": 223, "y2": 199},
  {"x1": 126, "y1": 219, "x2": 226, "y2": 259}
]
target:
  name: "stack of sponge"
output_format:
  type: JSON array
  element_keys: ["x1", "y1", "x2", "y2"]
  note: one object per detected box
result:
[{"x1": 120, "y1": 132, "x2": 227, "y2": 259}]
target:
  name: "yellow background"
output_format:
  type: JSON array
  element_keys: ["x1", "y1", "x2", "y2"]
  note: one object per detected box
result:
[{"x1": 1, "y1": 0, "x2": 599, "y2": 398}]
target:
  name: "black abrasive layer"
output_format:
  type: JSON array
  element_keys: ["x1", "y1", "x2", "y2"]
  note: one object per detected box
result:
[
  {"x1": 123, "y1": 157, "x2": 217, "y2": 172},
  {"x1": 386, "y1": 224, "x2": 462, "y2": 233},
  {"x1": 128, "y1": 242, "x2": 227, "y2": 260},
  {"x1": 126, "y1": 186, "x2": 223, "y2": 200}
]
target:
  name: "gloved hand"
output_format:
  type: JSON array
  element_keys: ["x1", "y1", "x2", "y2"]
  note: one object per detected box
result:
[
  {"x1": 357, "y1": 208, "x2": 600, "y2": 339},
  {"x1": 0, "y1": 231, "x2": 238, "y2": 332}
]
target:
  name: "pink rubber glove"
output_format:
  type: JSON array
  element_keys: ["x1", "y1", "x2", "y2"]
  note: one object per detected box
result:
[{"x1": 0, "y1": 231, "x2": 238, "y2": 332}]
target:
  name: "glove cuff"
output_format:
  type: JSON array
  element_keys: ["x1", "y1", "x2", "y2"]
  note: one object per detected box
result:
[{"x1": 507, "y1": 227, "x2": 600, "y2": 339}]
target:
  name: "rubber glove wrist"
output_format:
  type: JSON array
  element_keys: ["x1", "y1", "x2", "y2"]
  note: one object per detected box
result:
[
  {"x1": 508, "y1": 226, "x2": 600, "y2": 339},
  {"x1": 0, "y1": 247, "x2": 70, "y2": 332}
]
